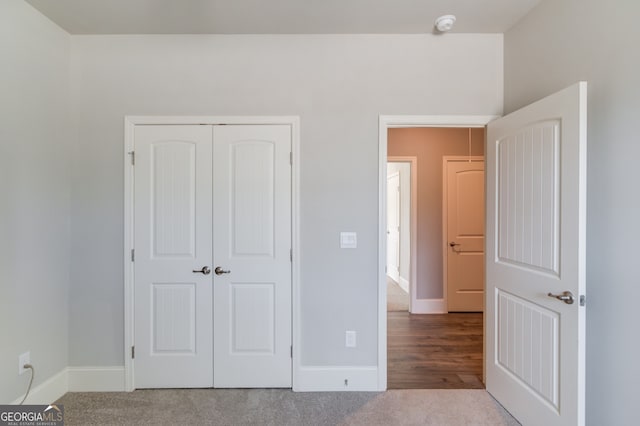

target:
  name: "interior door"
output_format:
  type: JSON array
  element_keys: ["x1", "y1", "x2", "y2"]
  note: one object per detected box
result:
[
  {"x1": 134, "y1": 125, "x2": 214, "y2": 388},
  {"x1": 446, "y1": 160, "x2": 485, "y2": 312},
  {"x1": 212, "y1": 125, "x2": 292, "y2": 388},
  {"x1": 486, "y1": 82, "x2": 587, "y2": 426},
  {"x1": 386, "y1": 172, "x2": 400, "y2": 283},
  {"x1": 134, "y1": 123, "x2": 293, "y2": 389}
]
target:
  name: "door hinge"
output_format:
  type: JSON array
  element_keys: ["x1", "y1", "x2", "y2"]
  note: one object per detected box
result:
[
  {"x1": 290, "y1": 152, "x2": 292, "y2": 165},
  {"x1": 580, "y1": 295, "x2": 586, "y2": 306},
  {"x1": 128, "y1": 151, "x2": 135, "y2": 165},
  {"x1": 290, "y1": 345, "x2": 293, "y2": 358},
  {"x1": 290, "y1": 249, "x2": 292, "y2": 262},
  {"x1": 131, "y1": 346, "x2": 135, "y2": 359},
  {"x1": 131, "y1": 249, "x2": 135, "y2": 262}
]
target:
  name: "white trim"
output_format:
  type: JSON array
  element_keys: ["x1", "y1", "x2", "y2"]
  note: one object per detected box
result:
[
  {"x1": 442, "y1": 156, "x2": 484, "y2": 312},
  {"x1": 398, "y1": 277, "x2": 409, "y2": 294},
  {"x1": 378, "y1": 115, "x2": 498, "y2": 391},
  {"x1": 387, "y1": 156, "x2": 417, "y2": 314},
  {"x1": 124, "y1": 116, "x2": 300, "y2": 391},
  {"x1": 294, "y1": 366, "x2": 378, "y2": 392},
  {"x1": 8, "y1": 366, "x2": 127, "y2": 404},
  {"x1": 10, "y1": 368, "x2": 68, "y2": 405},
  {"x1": 68, "y1": 367, "x2": 126, "y2": 392},
  {"x1": 123, "y1": 118, "x2": 135, "y2": 392},
  {"x1": 411, "y1": 298, "x2": 447, "y2": 314}
]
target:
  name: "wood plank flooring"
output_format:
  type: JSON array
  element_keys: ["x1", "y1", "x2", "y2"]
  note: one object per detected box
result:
[{"x1": 387, "y1": 311, "x2": 484, "y2": 389}]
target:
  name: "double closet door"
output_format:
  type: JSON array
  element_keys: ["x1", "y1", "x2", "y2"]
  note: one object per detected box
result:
[{"x1": 133, "y1": 124, "x2": 292, "y2": 388}]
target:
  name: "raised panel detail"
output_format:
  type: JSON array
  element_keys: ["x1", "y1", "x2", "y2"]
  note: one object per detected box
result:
[
  {"x1": 152, "y1": 283, "x2": 196, "y2": 353},
  {"x1": 496, "y1": 120, "x2": 559, "y2": 276},
  {"x1": 231, "y1": 283, "x2": 274, "y2": 354},
  {"x1": 230, "y1": 142, "x2": 275, "y2": 257},
  {"x1": 456, "y1": 170, "x2": 485, "y2": 236},
  {"x1": 152, "y1": 142, "x2": 196, "y2": 257},
  {"x1": 496, "y1": 290, "x2": 559, "y2": 410}
]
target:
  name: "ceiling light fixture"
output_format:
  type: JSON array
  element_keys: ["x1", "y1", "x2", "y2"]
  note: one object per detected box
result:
[{"x1": 434, "y1": 15, "x2": 456, "y2": 32}]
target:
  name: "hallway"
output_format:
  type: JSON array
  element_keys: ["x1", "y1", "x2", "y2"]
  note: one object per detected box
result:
[{"x1": 387, "y1": 312, "x2": 483, "y2": 389}]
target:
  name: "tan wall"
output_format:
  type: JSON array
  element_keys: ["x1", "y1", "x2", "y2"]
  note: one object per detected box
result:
[{"x1": 388, "y1": 127, "x2": 484, "y2": 300}]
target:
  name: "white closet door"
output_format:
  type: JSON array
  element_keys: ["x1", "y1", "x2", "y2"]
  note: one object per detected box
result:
[
  {"x1": 212, "y1": 125, "x2": 292, "y2": 388},
  {"x1": 134, "y1": 125, "x2": 213, "y2": 388}
]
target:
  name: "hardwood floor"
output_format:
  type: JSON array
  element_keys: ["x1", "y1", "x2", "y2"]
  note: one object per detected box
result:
[{"x1": 387, "y1": 311, "x2": 484, "y2": 389}]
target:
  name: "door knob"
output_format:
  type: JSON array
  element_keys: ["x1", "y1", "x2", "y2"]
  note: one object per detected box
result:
[
  {"x1": 547, "y1": 291, "x2": 575, "y2": 305},
  {"x1": 449, "y1": 242, "x2": 460, "y2": 247},
  {"x1": 192, "y1": 266, "x2": 211, "y2": 275},
  {"x1": 214, "y1": 266, "x2": 231, "y2": 275}
]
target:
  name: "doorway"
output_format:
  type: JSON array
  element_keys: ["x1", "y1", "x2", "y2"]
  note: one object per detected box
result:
[
  {"x1": 378, "y1": 115, "x2": 496, "y2": 390},
  {"x1": 123, "y1": 116, "x2": 300, "y2": 391}
]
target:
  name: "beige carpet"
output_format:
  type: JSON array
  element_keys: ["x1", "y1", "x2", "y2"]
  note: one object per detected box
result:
[
  {"x1": 55, "y1": 389, "x2": 519, "y2": 425},
  {"x1": 387, "y1": 277, "x2": 409, "y2": 311}
]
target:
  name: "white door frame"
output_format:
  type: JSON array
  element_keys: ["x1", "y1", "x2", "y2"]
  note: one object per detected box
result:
[
  {"x1": 442, "y1": 156, "x2": 485, "y2": 312},
  {"x1": 377, "y1": 115, "x2": 497, "y2": 390},
  {"x1": 123, "y1": 115, "x2": 301, "y2": 392},
  {"x1": 387, "y1": 157, "x2": 417, "y2": 313}
]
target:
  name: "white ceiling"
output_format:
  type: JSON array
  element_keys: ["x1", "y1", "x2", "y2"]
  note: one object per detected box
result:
[{"x1": 25, "y1": 0, "x2": 541, "y2": 35}]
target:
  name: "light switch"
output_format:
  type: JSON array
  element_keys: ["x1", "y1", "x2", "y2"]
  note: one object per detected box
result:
[{"x1": 340, "y1": 232, "x2": 357, "y2": 249}]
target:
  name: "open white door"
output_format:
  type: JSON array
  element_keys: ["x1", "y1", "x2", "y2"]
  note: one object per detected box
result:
[
  {"x1": 386, "y1": 172, "x2": 400, "y2": 283},
  {"x1": 486, "y1": 82, "x2": 586, "y2": 426}
]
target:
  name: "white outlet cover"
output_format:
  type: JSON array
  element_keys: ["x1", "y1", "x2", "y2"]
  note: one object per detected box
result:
[
  {"x1": 345, "y1": 330, "x2": 357, "y2": 348},
  {"x1": 340, "y1": 232, "x2": 357, "y2": 249},
  {"x1": 19, "y1": 351, "x2": 30, "y2": 375}
]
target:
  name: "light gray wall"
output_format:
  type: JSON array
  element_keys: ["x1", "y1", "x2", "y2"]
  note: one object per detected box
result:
[
  {"x1": 68, "y1": 34, "x2": 503, "y2": 367},
  {"x1": 504, "y1": 0, "x2": 640, "y2": 424},
  {"x1": 0, "y1": 1, "x2": 71, "y2": 403}
]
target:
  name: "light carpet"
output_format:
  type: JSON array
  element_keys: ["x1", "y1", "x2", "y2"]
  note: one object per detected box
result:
[
  {"x1": 55, "y1": 389, "x2": 519, "y2": 425},
  {"x1": 387, "y1": 277, "x2": 409, "y2": 311}
]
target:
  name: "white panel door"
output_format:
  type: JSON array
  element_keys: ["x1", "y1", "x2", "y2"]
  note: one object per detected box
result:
[
  {"x1": 446, "y1": 161, "x2": 484, "y2": 312},
  {"x1": 486, "y1": 82, "x2": 587, "y2": 426},
  {"x1": 134, "y1": 125, "x2": 213, "y2": 388},
  {"x1": 212, "y1": 125, "x2": 292, "y2": 388},
  {"x1": 386, "y1": 172, "x2": 400, "y2": 283}
]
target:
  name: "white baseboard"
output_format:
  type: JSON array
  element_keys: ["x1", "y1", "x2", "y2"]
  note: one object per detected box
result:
[
  {"x1": 294, "y1": 366, "x2": 379, "y2": 391},
  {"x1": 8, "y1": 366, "x2": 126, "y2": 404},
  {"x1": 398, "y1": 277, "x2": 409, "y2": 293},
  {"x1": 68, "y1": 366, "x2": 125, "y2": 392},
  {"x1": 411, "y1": 298, "x2": 447, "y2": 314},
  {"x1": 10, "y1": 368, "x2": 68, "y2": 405}
]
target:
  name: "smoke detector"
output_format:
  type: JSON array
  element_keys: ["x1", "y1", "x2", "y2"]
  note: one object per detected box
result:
[{"x1": 434, "y1": 15, "x2": 456, "y2": 32}]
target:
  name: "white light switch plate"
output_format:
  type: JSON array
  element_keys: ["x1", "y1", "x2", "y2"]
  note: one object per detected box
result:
[{"x1": 340, "y1": 232, "x2": 357, "y2": 249}]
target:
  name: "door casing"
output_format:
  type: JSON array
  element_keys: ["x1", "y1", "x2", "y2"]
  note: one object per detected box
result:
[
  {"x1": 123, "y1": 116, "x2": 300, "y2": 391},
  {"x1": 377, "y1": 115, "x2": 498, "y2": 390}
]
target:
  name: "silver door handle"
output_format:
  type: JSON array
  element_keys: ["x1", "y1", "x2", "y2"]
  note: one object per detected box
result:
[
  {"x1": 214, "y1": 266, "x2": 231, "y2": 275},
  {"x1": 547, "y1": 291, "x2": 574, "y2": 305},
  {"x1": 449, "y1": 242, "x2": 461, "y2": 247},
  {"x1": 192, "y1": 266, "x2": 211, "y2": 275}
]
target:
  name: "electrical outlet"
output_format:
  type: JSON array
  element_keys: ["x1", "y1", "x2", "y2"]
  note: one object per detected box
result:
[
  {"x1": 19, "y1": 351, "x2": 30, "y2": 375},
  {"x1": 345, "y1": 331, "x2": 357, "y2": 348}
]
